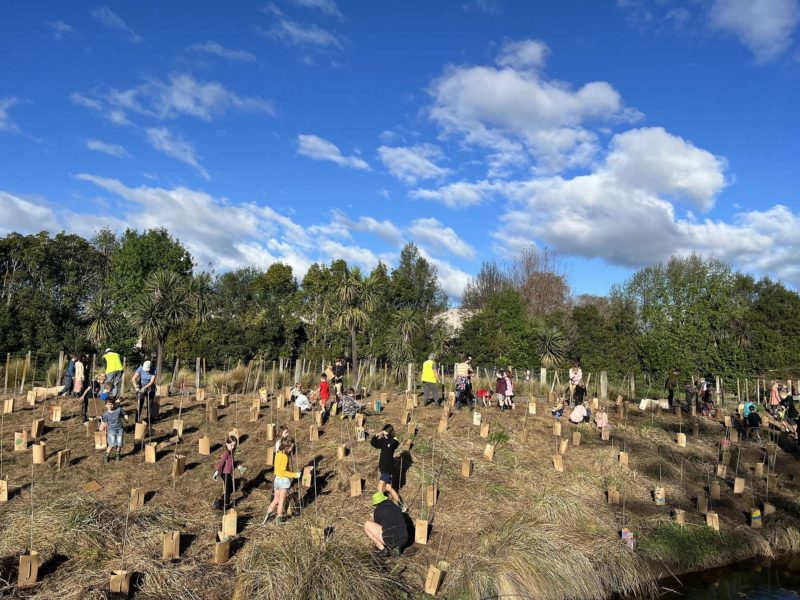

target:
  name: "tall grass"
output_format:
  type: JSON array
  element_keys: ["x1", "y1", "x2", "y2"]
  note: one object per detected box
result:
[{"x1": 233, "y1": 520, "x2": 407, "y2": 600}]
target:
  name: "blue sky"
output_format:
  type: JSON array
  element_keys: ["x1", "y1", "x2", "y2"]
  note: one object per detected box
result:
[{"x1": 2, "y1": 0, "x2": 800, "y2": 301}]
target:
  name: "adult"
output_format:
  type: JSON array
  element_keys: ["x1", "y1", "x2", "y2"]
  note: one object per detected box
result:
[
  {"x1": 103, "y1": 348, "x2": 124, "y2": 400},
  {"x1": 73, "y1": 354, "x2": 85, "y2": 396},
  {"x1": 333, "y1": 357, "x2": 346, "y2": 396},
  {"x1": 132, "y1": 360, "x2": 157, "y2": 422},
  {"x1": 421, "y1": 354, "x2": 440, "y2": 406},
  {"x1": 364, "y1": 492, "x2": 408, "y2": 557},
  {"x1": 568, "y1": 363, "x2": 583, "y2": 404},
  {"x1": 57, "y1": 353, "x2": 76, "y2": 396},
  {"x1": 665, "y1": 369, "x2": 680, "y2": 408},
  {"x1": 454, "y1": 356, "x2": 473, "y2": 410}
]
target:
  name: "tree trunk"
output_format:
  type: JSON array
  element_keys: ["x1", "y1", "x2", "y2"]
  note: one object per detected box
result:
[
  {"x1": 156, "y1": 341, "x2": 164, "y2": 385},
  {"x1": 350, "y1": 327, "x2": 358, "y2": 374}
]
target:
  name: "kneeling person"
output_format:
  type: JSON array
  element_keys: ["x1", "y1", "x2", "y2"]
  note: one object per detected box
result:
[{"x1": 364, "y1": 492, "x2": 408, "y2": 557}]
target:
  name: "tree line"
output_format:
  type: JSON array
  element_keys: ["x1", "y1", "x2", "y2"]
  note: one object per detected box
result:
[{"x1": 1, "y1": 229, "x2": 799, "y2": 382}]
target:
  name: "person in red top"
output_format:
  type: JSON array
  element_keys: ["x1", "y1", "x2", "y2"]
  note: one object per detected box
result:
[
  {"x1": 212, "y1": 435, "x2": 239, "y2": 510},
  {"x1": 318, "y1": 373, "x2": 330, "y2": 412}
]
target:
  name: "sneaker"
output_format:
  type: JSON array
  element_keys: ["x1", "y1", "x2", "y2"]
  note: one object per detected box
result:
[
  {"x1": 276, "y1": 516, "x2": 286, "y2": 525},
  {"x1": 103, "y1": 453, "x2": 109, "y2": 464},
  {"x1": 115, "y1": 451, "x2": 121, "y2": 462},
  {"x1": 375, "y1": 547, "x2": 390, "y2": 558}
]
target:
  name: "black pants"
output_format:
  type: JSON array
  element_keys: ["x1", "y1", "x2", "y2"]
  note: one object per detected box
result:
[
  {"x1": 214, "y1": 473, "x2": 235, "y2": 510},
  {"x1": 136, "y1": 389, "x2": 157, "y2": 422},
  {"x1": 667, "y1": 389, "x2": 675, "y2": 407}
]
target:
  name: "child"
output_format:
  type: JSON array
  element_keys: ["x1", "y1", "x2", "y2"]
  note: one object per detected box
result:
[
  {"x1": 100, "y1": 397, "x2": 128, "y2": 463},
  {"x1": 80, "y1": 372, "x2": 106, "y2": 423},
  {"x1": 504, "y1": 370, "x2": 515, "y2": 410},
  {"x1": 569, "y1": 399, "x2": 590, "y2": 424},
  {"x1": 371, "y1": 425, "x2": 401, "y2": 504},
  {"x1": 274, "y1": 424, "x2": 289, "y2": 454},
  {"x1": 318, "y1": 373, "x2": 330, "y2": 414},
  {"x1": 340, "y1": 388, "x2": 362, "y2": 419},
  {"x1": 213, "y1": 435, "x2": 240, "y2": 511},
  {"x1": 294, "y1": 388, "x2": 312, "y2": 414},
  {"x1": 494, "y1": 371, "x2": 506, "y2": 410},
  {"x1": 265, "y1": 437, "x2": 300, "y2": 524}
]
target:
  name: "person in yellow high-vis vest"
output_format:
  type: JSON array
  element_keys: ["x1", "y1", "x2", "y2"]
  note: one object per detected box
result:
[
  {"x1": 421, "y1": 354, "x2": 440, "y2": 406},
  {"x1": 103, "y1": 348, "x2": 124, "y2": 400}
]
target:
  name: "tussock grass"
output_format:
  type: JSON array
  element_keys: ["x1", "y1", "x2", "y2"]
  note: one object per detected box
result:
[{"x1": 233, "y1": 520, "x2": 407, "y2": 600}]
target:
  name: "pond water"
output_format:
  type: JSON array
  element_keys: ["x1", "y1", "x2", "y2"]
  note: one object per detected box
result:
[{"x1": 657, "y1": 557, "x2": 800, "y2": 599}]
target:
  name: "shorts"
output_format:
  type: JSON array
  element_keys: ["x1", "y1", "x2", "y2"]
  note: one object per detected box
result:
[
  {"x1": 379, "y1": 471, "x2": 392, "y2": 484},
  {"x1": 107, "y1": 429, "x2": 124, "y2": 448},
  {"x1": 274, "y1": 476, "x2": 291, "y2": 490},
  {"x1": 494, "y1": 393, "x2": 504, "y2": 404}
]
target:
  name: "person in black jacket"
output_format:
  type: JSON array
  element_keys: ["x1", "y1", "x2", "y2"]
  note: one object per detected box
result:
[
  {"x1": 371, "y1": 424, "x2": 400, "y2": 503},
  {"x1": 364, "y1": 492, "x2": 408, "y2": 557}
]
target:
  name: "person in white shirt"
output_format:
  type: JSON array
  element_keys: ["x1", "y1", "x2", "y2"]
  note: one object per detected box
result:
[
  {"x1": 294, "y1": 390, "x2": 312, "y2": 413},
  {"x1": 569, "y1": 401, "x2": 589, "y2": 424},
  {"x1": 568, "y1": 363, "x2": 583, "y2": 404}
]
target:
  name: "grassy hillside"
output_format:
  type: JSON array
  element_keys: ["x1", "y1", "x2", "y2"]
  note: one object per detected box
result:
[{"x1": 1, "y1": 385, "x2": 798, "y2": 599}]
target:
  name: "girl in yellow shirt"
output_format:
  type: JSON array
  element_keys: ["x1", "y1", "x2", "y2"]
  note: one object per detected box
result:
[{"x1": 265, "y1": 437, "x2": 300, "y2": 524}]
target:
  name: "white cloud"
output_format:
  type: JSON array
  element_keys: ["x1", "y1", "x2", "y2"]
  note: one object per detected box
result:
[
  {"x1": 710, "y1": 0, "x2": 800, "y2": 62},
  {"x1": 86, "y1": 139, "x2": 131, "y2": 158},
  {"x1": 407, "y1": 217, "x2": 475, "y2": 259},
  {"x1": 0, "y1": 192, "x2": 60, "y2": 234},
  {"x1": 332, "y1": 213, "x2": 404, "y2": 245},
  {"x1": 188, "y1": 41, "x2": 256, "y2": 62},
  {"x1": 417, "y1": 247, "x2": 472, "y2": 299},
  {"x1": 377, "y1": 144, "x2": 452, "y2": 184},
  {"x1": 462, "y1": 0, "x2": 503, "y2": 15},
  {"x1": 288, "y1": 0, "x2": 342, "y2": 18},
  {"x1": 410, "y1": 180, "x2": 501, "y2": 208},
  {"x1": 0, "y1": 98, "x2": 20, "y2": 133},
  {"x1": 427, "y1": 41, "x2": 639, "y2": 175},
  {"x1": 44, "y1": 20, "x2": 74, "y2": 40},
  {"x1": 91, "y1": 6, "x2": 142, "y2": 43},
  {"x1": 145, "y1": 127, "x2": 210, "y2": 180},
  {"x1": 297, "y1": 134, "x2": 370, "y2": 170},
  {"x1": 263, "y1": 5, "x2": 343, "y2": 49},
  {"x1": 496, "y1": 39, "x2": 549, "y2": 71},
  {"x1": 72, "y1": 73, "x2": 273, "y2": 124}
]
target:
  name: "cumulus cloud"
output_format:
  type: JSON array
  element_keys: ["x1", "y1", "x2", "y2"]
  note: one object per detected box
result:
[
  {"x1": 0, "y1": 191, "x2": 60, "y2": 234},
  {"x1": 145, "y1": 127, "x2": 210, "y2": 180},
  {"x1": 91, "y1": 6, "x2": 142, "y2": 43},
  {"x1": 410, "y1": 180, "x2": 502, "y2": 208},
  {"x1": 332, "y1": 212, "x2": 404, "y2": 246},
  {"x1": 427, "y1": 40, "x2": 640, "y2": 175},
  {"x1": 407, "y1": 217, "x2": 476, "y2": 259},
  {"x1": 297, "y1": 134, "x2": 369, "y2": 170},
  {"x1": 378, "y1": 144, "x2": 452, "y2": 184},
  {"x1": 710, "y1": 0, "x2": 800, "y2": 62},
  {"x1": 188, "y1": 41, "x2": 256, "y2": 62},
  {"x1": 86, "y1": 139, "x2": 131, "y2": 158},
  {"x1": 72, "y1": 73, "x2": 273, "y2": 124}
]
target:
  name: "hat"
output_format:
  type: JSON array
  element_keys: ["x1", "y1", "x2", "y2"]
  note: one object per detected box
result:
[
  {"x1": 104, "y1": 348, "x2": 112, "y2": 354},
  {"x1": 143, "y1": 360, "x2": 152, "y2": 371},
  {"x1": 371, "y1": 492, "x2": 388, "y2": 506},
  {"x1": 100, "y1": 392, "x2": 111, "y2": 402}
]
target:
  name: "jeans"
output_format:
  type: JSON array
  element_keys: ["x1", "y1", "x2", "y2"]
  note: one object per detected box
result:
[
  {"x1": 107, "y1": 370, "x2": 123, "y2": 398},
  {"x1": 107, "y1": 429, "x2": 124, "y2": 448},
  {"x1": 58, "y1": 375, "x2": 74, "y2": 396}
]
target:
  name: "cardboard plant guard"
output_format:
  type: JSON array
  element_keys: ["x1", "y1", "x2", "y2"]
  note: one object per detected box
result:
[
  {"x1": 249, "y1": 405, "x2": 259, "y2": 422},
  {"x1": 293, "y1": 406, "x2": 301, "y2": 421},
  {"x1": 145, "y1": 442, "x2": 157, "y2": 463},
  {"x1": 480, "y1": 423, "x2": 489, "y2": 438},
  {"x1": 50, "y1": 405, "x2": 62, "y2": 422},
  {"x1": 199, "y1": 435, "x2": 211, "y2": 456},
  {"x1": 130, "y1": 487, "x2": 146, "y2": 511},
  {"x1": 309, "y1": 425, "x2": 319, "y2": 442},
  {"x1": 57, "y1": 449, "x2": 70, "y2": 470},
  {"x1": 552, "y1": 454, "x2": 564, "y2": 473},
  {"x1": 415, "y1": 518, "x2": 430, "y2": 545},
  {"x1": 134, "y1": 421, "x2": 146, "y2": 442},
  {"x1": 426, "y1": 484, "x2": 438, "y2": 507},
  {"x1": 265, "y1": 446, "x2": 275, "y2": 467},
  {"x1": 607, "y1": 486, "x2": 620, "y2": 505},
  {"x1": 265, "y1": 423, "x2": 276, "y2": 441},
  {"x1": 94, "y1": 431, "x2": 107, "y2": 450},
  {"x1": 110, "y1": 570, "x2": 132, "y2": 594},
  {"x1": 484, "y1": 443, "x2": 496, "y2": 462},
  {"x1": 697, "y1": 494, "x2": 709, "y2": 515},
  {"x1": 601, "y1": 427, "x2": 610, "y2": 441},
  {"x1": 706, "y1": 512, "x2": 720, "y2": 531},
  {"x1": 424, "y1": 563, "x2": 446, "y2": 596},
  {"x1": 163, "y1": 531, "x2": 181, "y2": 560},
  {"x1": 222, "y1": 509, "x2": 238, "y2": 538},
  {"x1": 0, "y1": 478, "x2": 8, "y2": 503},
  {"x1": 654, "y1": 487, "x2": 666, "y2": 506},
  {"x1": 350, "y1": 474, "x2": 362, "y2": 497},
  {"x1": 18, "y1": 551, "x2": 39, "y2": 589},
  {"x1": 619, "y1": 451, "x2": 629, "y2": 467},
  {"x1": 3, "y1": 398, "x2": 13, "y2": 414},
  {"x1": 553, "y1": 421, "x2": 561, "y2": 437},
  {"x1": 461, "y1": 458, "x2": 473, "y2": 478},
  {"x1": 172, "y1": 419, "x2": 185, "y2": 438},
  {"x1": 172, "y1": 454, "x2": 186, "y2": 478},
  {"x1": 572, "y1": 431, "x2": 581, "y2": 446},
  {"x1": 437, "y1": 419, "x2": 448, "y2": 434},
  {"x1": 676, "y1": 433, "x2": 687, "y2": 447},
  {"x1": 558, "y1": 438, "x2": 569, "y2": 455},
  {"x1": 214, "y1": 532, "x2": 231, "y2": 564},
  {"x1": 711, "y1": 481, "x2": 721, "y2": 501},
  {"x1": 674, "y1": 509, "x2": 686, "y2": 525},
  {"x1": 32, "y1": 442, "x2": 46, "y2": 465},
  {"x1": 336, "y1": 444, "x2": 346, "y2": 460},
  {"x1": 734, "y1": 477, "x2": 745, "y2": 494},
  {"x1": 31, "y1": 418, "x2": 44, "y2": 440},
  {"x1": 14, "y1": 430, "x2": 28, "y2": 452}
]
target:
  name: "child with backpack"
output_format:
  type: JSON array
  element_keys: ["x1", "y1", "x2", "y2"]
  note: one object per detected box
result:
[{"x1": 371, "y1": 424, "x2": 401, "y2": 503}]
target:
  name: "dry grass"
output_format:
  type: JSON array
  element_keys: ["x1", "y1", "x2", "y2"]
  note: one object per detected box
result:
[{"x1": 0, "y1": 382, "x2": 798, "y2": 599}]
